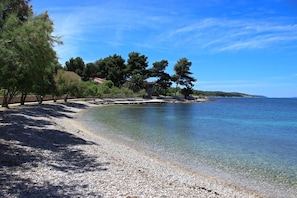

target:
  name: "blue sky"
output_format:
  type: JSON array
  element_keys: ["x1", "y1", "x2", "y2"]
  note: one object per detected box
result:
[{"x1": 31, "y1": 0, "x2": 297, "y2": 97}]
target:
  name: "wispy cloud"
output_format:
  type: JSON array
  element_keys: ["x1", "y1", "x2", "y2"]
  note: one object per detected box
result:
[
  {"x1": 163, "y1": 17, "x2": 297, "y2": 52},
  {"x1": 198, "y1": 79, "x2": 296, "y2": 91},
  {"x1": 45, "y1": 1, "x2": 297, "y2": 63},
  {"x1": 48, "y1": 3, "x2": 171, "y2": 62},
  {"x1": 197, "y1": 74, "x2": 297, "y2": 93}
]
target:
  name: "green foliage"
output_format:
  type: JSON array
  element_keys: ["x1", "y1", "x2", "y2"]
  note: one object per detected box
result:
[
  {"x1": 32, "y1": 65, "x2": 56, "y2": 97},
  {"x1": 125, "y1": 74, "x2": 147, "y2": 93},
  {"x1": 125, "y1": 52, "x2": 149, "y2": 91},
  {"x1": 126, "y1": 52, "x2": 149, "y2": 77},
  {"x1": 168, "y1": 87, "x2": 181, "y2": 96},
  {"x1": 0, "y1": 2, "x2": 61, "y2": 106},
  {"x1": 79, "y1": 80, "x2": 125, "y2": 99},
  {"x1": 60, "y1": 53, "x2": 197, "y2": 99},
  {"x1": 117, "y1": 87, "x2": 133, "y2": 96},
  {"x1": 181, "y1": 87, "x2": 193, "y2": 99},
  {"x1": 54, "y1": 70, "x2": 80, "y2": 101},
  {"x1": 0, "y1": 0, "x2": 31, "y2": 29},
  {"x1": 94, "y1": 54, "x2": 127, "y2": 87},
  {"x1": 83, "y1": 62, "x2": 97, "y2": 81},
  {"x1": 149, "y1": 60, "x2": 172, "y2": 96},
  {"x1": 103, "y1": 80, "x2": 114, "y2": 89},
  {"x1": 65, "y1": 57, "x2": 85, "y2": 77},
  {"x1": 173, "y1": 58, "x2": 196, "y2": 98},
  {"x1": 135, "y1": 89, "x2": 147, "y2": 97},
  {"x1": 79, "y1": 81, "x2": 100, "y2": 98}
]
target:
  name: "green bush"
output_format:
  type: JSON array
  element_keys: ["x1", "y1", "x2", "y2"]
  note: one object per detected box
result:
[
  {"x1": 135, "y1": 89, "x2": 146, "y2": 97},
  {"x1": 119, "y1": 87, "x2": 133, "y2": 96}
]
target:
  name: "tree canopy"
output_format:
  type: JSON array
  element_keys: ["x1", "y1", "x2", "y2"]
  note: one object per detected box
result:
[
  {"x1": 173, "y1": 58, "x2": 196, "y2": 98},
  {"x1": 149, "y1": 60, "x2": 172, "y2": 96},
  {"x1": 0, "y1": 0, "x2": 31, "y2": 28},
  {"x1": 0, "y1": 0, "x2": 61, "y2": 107},
  {"x1": 125, "y1": 52, "x2": 149, "y2": 92},
  {"x1": 65, "y1": 57, "x2": 85, "y2": 77},
  {"x1": 62, "y1": 54, "x2": 197, "y2": 98},
  {"x1": 94, "y1": 54, "x2": 126, "y2": 87}
]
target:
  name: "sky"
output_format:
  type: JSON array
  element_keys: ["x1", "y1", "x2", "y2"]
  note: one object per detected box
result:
[{"x1": 31, "y1": 0, "x2": 297, "y2": 97}]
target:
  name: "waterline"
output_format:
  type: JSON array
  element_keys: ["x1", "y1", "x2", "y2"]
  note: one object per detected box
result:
[{"x1": 79, "y1": 98, "x2": 297, "y2": 197}]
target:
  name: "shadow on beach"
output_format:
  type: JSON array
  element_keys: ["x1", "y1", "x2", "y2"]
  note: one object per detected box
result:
[{"x1": 0, "y1": 103, "x2": 106, "y2": 197}]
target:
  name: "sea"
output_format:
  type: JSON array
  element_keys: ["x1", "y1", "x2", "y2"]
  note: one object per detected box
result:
[{"x1": 78, "y1": 98, "x2": 297, "y2": 197}]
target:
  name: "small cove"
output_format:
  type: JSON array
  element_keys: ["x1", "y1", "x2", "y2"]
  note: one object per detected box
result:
[{"x1": 78, "y1": 98, "x2": 297, "y2": 197}]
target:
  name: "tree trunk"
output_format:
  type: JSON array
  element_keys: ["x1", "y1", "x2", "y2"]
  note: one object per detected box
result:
[
  {"x1": 2, "y1": 96, "x2": 9, "y2": 108},
  {"x1": 52, "y1": 95, "x2": 57, "y2": 102},
  {"x1": 39, "y1": 96, "x2": 43, "y2": 104},
  {"x1": 35, "y1": 95, "x2": 44, "y2": 104},
  {"x1": 175, "y1": 82, "x2": 179, "y2": 97},
  {"x1": 64, "y1": 93, "x2": 68, "y2": 102},
  {"x1": 2, "y1": 89, "x2": 17, "y2": 108},
  {"x1": 2, "y1": 94, "x2": 14, "y2": 108},
  {"x1": 20, "y1": 91, "x2": 27, "y2": 105}
]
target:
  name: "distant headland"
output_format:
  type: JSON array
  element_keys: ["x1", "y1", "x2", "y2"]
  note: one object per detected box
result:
[{"x1": 194, "y1": 90, "x2": 265, "y2": 98}]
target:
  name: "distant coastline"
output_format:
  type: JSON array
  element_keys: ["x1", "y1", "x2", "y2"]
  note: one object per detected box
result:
[{"x1": 194, "y1": 90, "x2": 265, "y2": 98}]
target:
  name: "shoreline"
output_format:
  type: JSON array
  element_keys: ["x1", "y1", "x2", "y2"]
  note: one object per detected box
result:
[{"x1": 1, "y1": 100, "x2": 261, "y2": 197}]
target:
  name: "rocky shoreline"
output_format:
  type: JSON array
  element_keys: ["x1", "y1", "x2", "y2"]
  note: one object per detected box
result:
[{"x1": 0, "y1": 100, "x2": 261, "y2": 197}]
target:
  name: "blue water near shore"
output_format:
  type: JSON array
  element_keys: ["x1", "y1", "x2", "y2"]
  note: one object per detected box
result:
[{"x1": 79, "y1": 98, "x2": 297, "y2": 196}]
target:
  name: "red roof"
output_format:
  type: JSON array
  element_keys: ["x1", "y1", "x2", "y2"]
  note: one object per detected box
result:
[{"x1": 93, "y1": 77, "x2": 105, "y2": 84}]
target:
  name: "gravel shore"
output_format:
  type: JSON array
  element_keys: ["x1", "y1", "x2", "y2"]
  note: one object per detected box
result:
[{"x1": 0, "y1": 101, "x2": 262, "y2": 197}]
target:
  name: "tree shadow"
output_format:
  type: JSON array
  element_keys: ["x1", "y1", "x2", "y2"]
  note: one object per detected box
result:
[
  {"x1": 17, "y1": 102, "x2": 88, "y2": 119},
  {"x1": 0, "y1": 103, "x2": 106, "y2": 197},
  {"x1": 0, "y1": 173, "x2": 103, "y2": 197}
]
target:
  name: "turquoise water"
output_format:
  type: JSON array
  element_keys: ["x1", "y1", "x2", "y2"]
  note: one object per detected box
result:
[{"x1": 79, "y1": 98, "x2": 297, "y2": 196}]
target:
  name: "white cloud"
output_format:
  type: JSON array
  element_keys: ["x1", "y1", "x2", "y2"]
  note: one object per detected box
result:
[
  {"x1": 45, "y1": 1, "x2": 297, "y2": 64},
  {"x1": 163, "y1": 17, "x2": 297, "y2": 52},
  {"x1": 48, "y1": 3, "x2": 172, "y2": 63},
  {"x1": 197, "y1": 77, "x2": 297, "y2": 92}
]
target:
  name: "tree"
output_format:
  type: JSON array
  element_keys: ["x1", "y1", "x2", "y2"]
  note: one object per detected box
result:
[
  {"x1": 0, "y1": 0, "x2": 33, "y2": 106},
  {"x1": 82, "y1": 62, "x2": 97, "y2": 81},
  {"x1": 126, "y1": 52, "x2": 149, "y2": 92},
  {"x1": 126, "y1": 75, "x2": 147, "y2": 93},
  {"x1": 94, "y1": 58, "x2": 107, "y2": 78},
  {"x1": 149, "y1": 60, "x2": 172, "y2": 96},
  {"x1": 18, "y1": 12, "x2": 60, "y2": 105},
  {"x1": 173, "y1": 58, "x2": 196, "y2": 98},
  {"x1": 80, "y1": 81, "x2": 100, "y2": 99},
  {"x1": 54, "y1": 70, "x2": 80, "y2": 102},
  {"x1": 32, "y1": 61, "x2": 58, "y2": 104},
  {"x1": 94, "y1": 54, "x2": 127, "y2": 87},
  {"x1": 65, "y1": 57, "x2": 85, "y2": 77},
  {"x1": 0, "y1": 6, "x2": 61, "y2": 107}
]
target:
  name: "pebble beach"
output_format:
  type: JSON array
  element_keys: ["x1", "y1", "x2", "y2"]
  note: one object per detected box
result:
[{"x1": 0, "y1": 100, "x2": 262, "y2": 197}]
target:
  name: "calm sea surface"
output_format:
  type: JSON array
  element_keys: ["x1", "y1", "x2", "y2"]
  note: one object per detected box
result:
[{"x1": 79, "y1": 98, "x2": 297, "y2": 197}]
